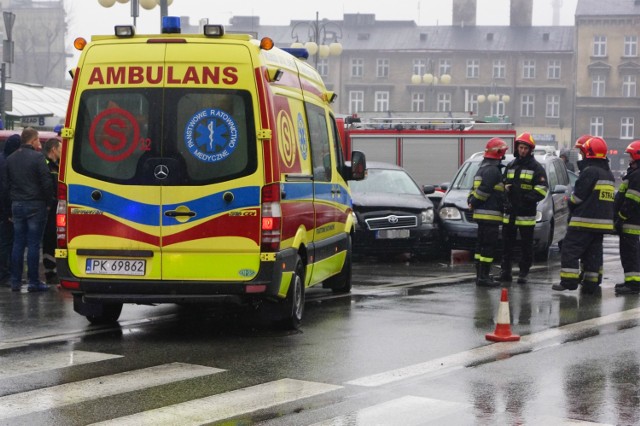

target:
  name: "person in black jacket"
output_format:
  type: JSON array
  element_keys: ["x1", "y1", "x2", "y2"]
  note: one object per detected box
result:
[
  {"x1": 42, "y1": 138, "x2": 61, "y2": 285},
  {"x1": 0, "y1": 134, "x2": 21, "y2": 285},
  {"x1": 613, "y1": 140, "x2": 640, "y2": 295},
  {"x1": 468, "y1": 138, "x2": 508, "y2": 287},
  {"x1": 500, "y1": 132, "x2": 548, "y2": 284},
  {"x1": 3, "y1": 128, "x2": 53, "y2": 292},
  {"x1": 553, "y1": 137, "x2": 615, "y2": 294}
]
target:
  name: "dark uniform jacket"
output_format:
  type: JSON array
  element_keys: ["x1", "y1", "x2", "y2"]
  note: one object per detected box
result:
[
  {"x1": 568, "y1": 158, "x2": 615, "y2": 233},
  {"x1": 3, "y1": 144, "x2": 53, "y2": 204},
  {"x1": 468, "y1": 158, "x2": 505, "y2": 224},
  {"x1": 503, "y1": 154, "x2": 548, "y2": 226},
  {"x1": 614, "y1": 165, "x2": 640, "y2": 235}
]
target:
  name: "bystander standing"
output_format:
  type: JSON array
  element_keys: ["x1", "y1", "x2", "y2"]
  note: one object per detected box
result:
[
  {"x1": 3, "y1": 128, "x2": 53, "y2": 292},
  {"x1": 0, "y1": 134, "x2": 21, "y2": 286},
  {"x1": 42, "y1": 138, "x2": 61, "y2": 284}
]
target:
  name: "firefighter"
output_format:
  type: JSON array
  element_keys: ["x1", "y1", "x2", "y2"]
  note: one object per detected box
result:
[
  {"x1": 553, "y1": 137, "x2": 615, "y2": 293},
  {"x1": 500, "y1": 132, "x2": 548, "y2": 284},
  {"x1": 613, "y1": 140, "x2": 640, "y2": 295},
  {"x1": 468, "y1": 138, "x2": 508, "y2": 287}
]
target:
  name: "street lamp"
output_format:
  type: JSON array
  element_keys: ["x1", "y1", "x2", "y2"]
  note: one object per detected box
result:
[
  {"x1": 290, "y1": 11, "x2": 342, "y2": 67},
  {"x1": 478, "y1": 88, "x2": 510, "y2": 120},
  {"x1": 97, "y1": 0, "x2": 171, "y2": 28},
  {"x1": 410, "y1": 59, "x2": 452, "y2": 112}
]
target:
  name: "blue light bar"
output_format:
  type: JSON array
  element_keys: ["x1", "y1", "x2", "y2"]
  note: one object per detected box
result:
[
  {"x1": 282, "y1": 48, "x2": 309, "y2": 60},
  {"x1": 162, "y1": 16, "x2": 181, "y2": 34}
]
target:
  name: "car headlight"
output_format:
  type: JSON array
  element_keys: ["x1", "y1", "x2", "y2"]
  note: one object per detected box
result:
[
  {"x1": 536, "y1": 211, "x2": 543, "y2": 222},
  {"x1": 439, "y1": 206, "x2": 462, "y2": 220},
  {"x1": 421, "y1": 209, "x2": 434, "y2": 224}
]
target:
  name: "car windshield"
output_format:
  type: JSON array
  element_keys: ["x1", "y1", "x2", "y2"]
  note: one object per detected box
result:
[
  {"x1": 349, "y1": 168, "x2": 422, "y2": 195},
  {"x1": 451, "y1": 161, "x2": 481, "y2": 190}
]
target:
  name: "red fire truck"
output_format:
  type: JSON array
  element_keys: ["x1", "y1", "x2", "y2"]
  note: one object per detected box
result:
[{"x1": 338, "y1": 115, "x2": 517, "y2": 187}]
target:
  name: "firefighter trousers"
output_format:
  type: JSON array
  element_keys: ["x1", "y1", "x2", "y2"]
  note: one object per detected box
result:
[
  {"x1": 501, "y1": 222, "x2": 534, "y2": 275},
  {"x1": 620, "y1": 233, "x2": 640, "y2": 284},
  {"x1": 560, "y1": 228, "x2": 603, "y2": 288},
  {"x1": 475, "y1": 222, "x2": 500, "y2": 266}
]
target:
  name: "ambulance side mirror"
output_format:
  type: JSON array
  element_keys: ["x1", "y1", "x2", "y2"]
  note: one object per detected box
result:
[{"x1": 349, "y1": 151, "x2": 366, "y2": 181}]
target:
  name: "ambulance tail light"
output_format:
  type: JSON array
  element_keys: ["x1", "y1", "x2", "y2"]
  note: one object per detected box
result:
[
  {"x1": 261, "y1": 184, "x2": 282, "y2": 252},
  {"x1": 57, "y1": 183, "x2": 68, "y2": 249}
]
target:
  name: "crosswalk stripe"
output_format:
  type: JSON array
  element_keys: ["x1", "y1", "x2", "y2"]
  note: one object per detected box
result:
[
  {"x1": 0, "y1": 350, "x2": 122, "y2": 379},
  {"x1": 0, "y1": 362, "x2": 223, "y2": 420},
  {"x1": 311, "y1": 396, "x2": 468, "y2": 426},
  {"x1": 91, "y1": 378, "x2": 343, "y2": 426}
]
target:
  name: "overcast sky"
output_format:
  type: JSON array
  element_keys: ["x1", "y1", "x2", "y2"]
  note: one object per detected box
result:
[{"x1": 65, "y1": 0, "x2": 579, "y2": 69}]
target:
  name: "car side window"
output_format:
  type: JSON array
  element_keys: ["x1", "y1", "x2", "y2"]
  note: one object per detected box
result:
[
  {"x1": 553, "y1": 160, "x2": 569, "y2": 186},
  {"x1": 546, "y1": 161, "x2": 558, "y2": 190}
]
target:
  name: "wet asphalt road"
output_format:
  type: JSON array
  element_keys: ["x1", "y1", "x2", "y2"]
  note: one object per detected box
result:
[{"x1": 0, "y1": 236, "x2": 639, "y2": 425}]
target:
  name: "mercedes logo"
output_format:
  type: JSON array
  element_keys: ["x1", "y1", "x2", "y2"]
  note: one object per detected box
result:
[
  {"x1": 387, "y1": 215, "x2": 399, "y2": 224},
  {"x1": 154, "y1": 164, "x2": 169, "y2": 180}
]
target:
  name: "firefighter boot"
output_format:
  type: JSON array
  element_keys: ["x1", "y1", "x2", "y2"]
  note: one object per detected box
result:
[
  {"x1": 477, "y1": 263, "x2": 500, "y2": 287},
  {"x1": 499, "y1": 261, "x2": 512, "y2": 283},
  {"x1": 517, "y1": 268, "x2": 529, "y2": 284},
  {"x1": 615, "y1": 283, "x2": 640, "y2": 295}
]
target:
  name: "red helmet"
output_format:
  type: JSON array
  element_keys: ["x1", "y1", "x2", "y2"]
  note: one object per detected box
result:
[
  {"x1": 574, "y1": 134, "x2": 592, "y2": 154},
  {"x1": 484, "y1": 137, "x2": 509, "y2": 159},
  {"x1": 582, "y1": 137, "x2": 608, "y2": 159},
  {"x1": 515, "y1": 132, "x2": 536, "y2": 150},
  {"x1": 625, "y1": 140, "x2": 640, "y2": 161}
]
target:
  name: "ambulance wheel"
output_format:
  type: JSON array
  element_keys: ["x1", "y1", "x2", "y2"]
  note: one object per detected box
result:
[
  {"x1": 323, "y1": 235, "x2": 352, "y2": 294},
  {"x1": 278, "y1": 256, "x2": 305, "y2": 330},
  {"x1": 86, "y1": 303, "x2": 123, "y2": 325}
]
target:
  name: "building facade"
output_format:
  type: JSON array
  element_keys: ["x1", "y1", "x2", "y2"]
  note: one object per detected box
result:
[{"x1": 575, "y1": 0, "x2": 640, "y2": 174}]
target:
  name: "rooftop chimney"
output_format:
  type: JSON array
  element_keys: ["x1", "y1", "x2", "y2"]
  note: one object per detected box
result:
[
  {"x1": 453, "y1": 0, "x2": 477, "y2": 27},
  {"x1": 510, "y1": 0, "x2": 533, "y2": 27}
]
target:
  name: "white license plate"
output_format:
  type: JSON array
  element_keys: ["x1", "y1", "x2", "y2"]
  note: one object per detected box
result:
[
  {"x1": 86, "y1": 259, "x2": 146, "y2": 276},
  {"x1": 376, "y1": 229, "x2": 410, "y2": 239}
]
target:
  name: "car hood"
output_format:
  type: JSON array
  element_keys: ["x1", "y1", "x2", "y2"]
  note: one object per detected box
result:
[
  {"x1": 440, "y1": 188, "x2": 470, "y2": 209},
  {"x1": 352, "y1": 192, "x2": 433, "y2": 209}
]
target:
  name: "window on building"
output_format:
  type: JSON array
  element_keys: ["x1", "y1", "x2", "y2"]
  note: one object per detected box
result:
[
  {"x1": 411, "y1": 92, "x2": 425, "y2": 112},
  {"x1": 493, "y1": 59, "x2": 506, "y2": 79},
  {"x1": 520, "y1": 94, "x2": 535, "y2": 117},
  {"x1": 621, "y1": 117, "x2": 635, "y2": 139},
  {"x1": 467, "y1": 93, "x2": 480, "y2": 115},
  {"x1": 547, "y1": 60, "x2": 561, "y2": 80},
  {"x1": 522, "y1": 60, "x2": 536, "y2": 79},
  {"x1": 374, "y1": 91, "x2": 389, "y2": 112},
  {"x1": 593, "y1": 35, "x2": 607, "y2": 57},
  {"x1": 622, "y1": 75, "x2": 637, "y2": 97},
  {"x1": 348, "y1": 91, "x2": 364, "y2": 114},
  {"x1": 590, "y1": 116, "x2": 604, "y2": 137},
  {"x1": 317, "y1": 59, "x2": 328, "y2": 77},
  {"x1": 413, "y1": 58, "x2": 426, "y2": 76},
  {"x1": 439, "y1": 58, "x2": 452, "y2": 76},
  {"x1": 351, "y1": 58, "x2": 364, "y2": 78},
  {"x1": 624, "y1": 35, "x2": 638, "y2": 57},
  {"x1": 437, "y1": 92, "x2": 451, "y2": 112},
  {"x1": 491, "y1": 101, "x2": 506, "y2": 117},
  {"x1": 545, "y1": 94, "x2": 560, "y2": 118},
  {"x1": 376, "y1": 58, "x2": 389, "y2": 78},
  {"x1": 591, "y1": 75, "x2": 606, "y2": 97},
  {"x1": 466, "y1": 59, "x2": 479, "y2": 79}
]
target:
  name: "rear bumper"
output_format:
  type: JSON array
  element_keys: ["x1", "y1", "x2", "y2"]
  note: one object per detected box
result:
[{"x1": 56, "y1": 248, "x2": 298, "y2": 304}]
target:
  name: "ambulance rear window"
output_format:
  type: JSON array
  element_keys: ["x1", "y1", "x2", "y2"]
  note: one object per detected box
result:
[{"x1": 72, "y1": 89, "x2": 256, "y2": 185}]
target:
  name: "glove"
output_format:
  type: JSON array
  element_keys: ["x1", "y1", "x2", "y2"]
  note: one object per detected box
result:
[{"x1": 614, "y1": 218, "x2": 623, "y2": 235}]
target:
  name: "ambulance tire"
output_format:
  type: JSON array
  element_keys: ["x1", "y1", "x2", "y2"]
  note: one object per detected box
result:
[
  {"x1": 86, "y1": 303, "x2": 123, "y2": 325},
  {"x1": 277, "y1": 256, "x2": 305, "y2": 330},
  {"x1": 323, "y1": 234, "x2": 352, "y2": 294}
]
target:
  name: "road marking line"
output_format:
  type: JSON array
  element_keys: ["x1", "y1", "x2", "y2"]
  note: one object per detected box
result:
[
  {"x1": 0, "y1": 362, "x2": 223, "y2": 420},
  {"x1": 346, "y1": 307, "x2": 640, "y2": 387},
  {"x1": 311, "y1": 395, "x2": 468, "y2": 426},
  {"x1": 0, "y1": 350, "x2": 122, "y2": 379},
  {"x1": 90, "y1": 378, "x2": 342, "y2": 426}
]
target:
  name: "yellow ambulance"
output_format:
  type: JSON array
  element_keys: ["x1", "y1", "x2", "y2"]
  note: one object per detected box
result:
[{"x1": 56, "y1": 17, "x2": 366, "y2": 329}]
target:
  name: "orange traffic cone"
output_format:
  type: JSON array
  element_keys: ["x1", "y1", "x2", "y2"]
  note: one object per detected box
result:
[{"x1": 485, "y1": 287, "x2": 520, "y2": 342}]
